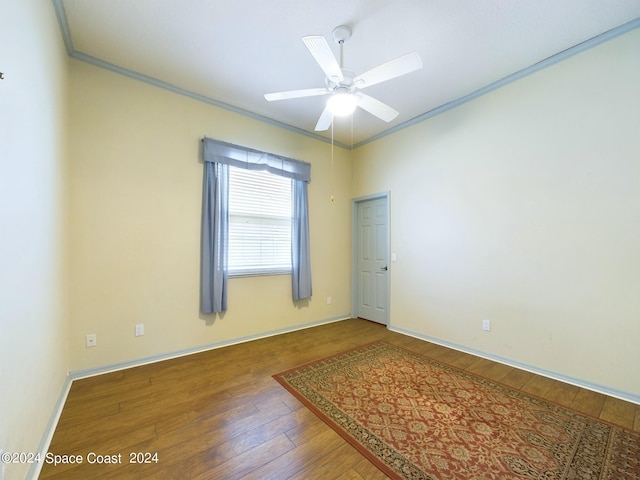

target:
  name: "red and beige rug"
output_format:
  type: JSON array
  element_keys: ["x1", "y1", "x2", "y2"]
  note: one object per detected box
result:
[{"x1": 273, "y1": 342, "x2": 640, "y2": 479}]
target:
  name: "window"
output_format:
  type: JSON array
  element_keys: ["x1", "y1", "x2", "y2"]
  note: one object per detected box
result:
[
  {"x1": 228, "y1": 166, "x2": 292, "y2": 276},
  {"x1": 200, "y1": 137, "x2": 312, "y2": 313}
]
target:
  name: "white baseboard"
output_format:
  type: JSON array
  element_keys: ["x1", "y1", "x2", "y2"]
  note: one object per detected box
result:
[
  {"x1": 69, "y1": 314, "x2": 351, "y2": 380},
  {"x1": 27, "y1": 375, "x2": 73, "y2": 480},
  {"x1": 389, "y1": 325, "x2": 640, "y2": 406}
]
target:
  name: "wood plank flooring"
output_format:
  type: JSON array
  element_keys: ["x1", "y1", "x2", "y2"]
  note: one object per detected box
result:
[{"x1": 39, "y1": 318, "x2": 640, "y2": 479}]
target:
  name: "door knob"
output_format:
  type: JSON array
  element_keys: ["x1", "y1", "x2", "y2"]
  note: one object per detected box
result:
[{"x1": 381, "y1": 266, "x2": 388, "y2": 271}]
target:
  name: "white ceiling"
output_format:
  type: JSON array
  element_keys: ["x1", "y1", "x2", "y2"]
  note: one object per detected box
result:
[{"x1": 56, "y1": 0, "x2": 640, "y2": 147}]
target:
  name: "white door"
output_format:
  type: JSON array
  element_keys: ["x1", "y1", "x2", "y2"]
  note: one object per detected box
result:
[{"x1": 355, "y1": 197, "x2": 388, "y2": 324}]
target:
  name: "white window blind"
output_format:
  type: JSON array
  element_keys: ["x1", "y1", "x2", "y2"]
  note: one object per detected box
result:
[{"x1": 228, "y1": 166, "x2": 292, "y2": 276}]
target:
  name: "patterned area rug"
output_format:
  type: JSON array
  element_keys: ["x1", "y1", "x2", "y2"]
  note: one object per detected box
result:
[{"x1": 273, "y1": 342, "x2": 640, "y2": 480}]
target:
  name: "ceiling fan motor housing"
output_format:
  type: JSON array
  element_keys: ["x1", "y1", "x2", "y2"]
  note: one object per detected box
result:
[{"x1": 325, "y1": 69, "x2": 355, "y2": 93}]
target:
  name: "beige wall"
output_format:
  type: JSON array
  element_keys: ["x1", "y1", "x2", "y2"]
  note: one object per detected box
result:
[
  {"x1": 0, "y1": 1, "x2": 69, "y2": 478},
  {"x1": 67, "y1": 60, "x2": 353, "y2": 372},
  {"x1": 353, "y1": 29, "x2": 640, "y2": 397}
]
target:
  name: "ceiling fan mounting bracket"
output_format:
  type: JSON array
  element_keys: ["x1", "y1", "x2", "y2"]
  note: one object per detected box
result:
[{"x1": 332, "y1": 25, "x2": 352, "y2": 45}]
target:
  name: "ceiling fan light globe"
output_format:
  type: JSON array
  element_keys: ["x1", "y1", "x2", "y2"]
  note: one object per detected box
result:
[{"x1": 328, "y1": 92, "x2": 357, "y2": 116}]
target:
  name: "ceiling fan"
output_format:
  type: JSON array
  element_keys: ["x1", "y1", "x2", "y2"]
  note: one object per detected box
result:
[{"x1": 264, "y1": 25, "x2": 423, "y2": 131}]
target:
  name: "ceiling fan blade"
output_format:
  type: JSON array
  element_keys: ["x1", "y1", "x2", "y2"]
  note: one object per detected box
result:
[
  {"x1": 314, "y1": 105, "x2": 333, "y2": 131},
  {"x1": 356, "y1": 93, "x2": 399, "y2": 122},
  {"x1": 264, "y1": 88, "x2": 327, "y2": 101},
  {"x1": 302, "y1": 35, "x2": 343, "y2": 82},
  {"x1": 354, "y1": 51, "x2": 422, "y2": 89}
]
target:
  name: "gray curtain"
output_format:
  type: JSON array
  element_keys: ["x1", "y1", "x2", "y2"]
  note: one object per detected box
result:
[
  {"x1": 201, "y1": 137, "x2": 312, "y2": 312},
  {"x1": 292, "y1": 179, "x2": 312, "y2": 300},
  {"x1": 200, "y1": 159, "x2": 229, "y2": 313}
]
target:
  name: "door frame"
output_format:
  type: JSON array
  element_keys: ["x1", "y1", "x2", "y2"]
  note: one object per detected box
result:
[{"x1": 351, "y1": 192, "x2": 391, "y2": 326}]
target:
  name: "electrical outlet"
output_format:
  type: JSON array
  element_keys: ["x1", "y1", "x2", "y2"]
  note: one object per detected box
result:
[
  {"x1": 327, "y1": 296, "x2": 332, "y2": 305},
  {"x1": 135, "y1": 324, "x2": 144, "y2": 336},
  {"x1": 85, "y1": 334, "x2": 97, "y2": 347},
  {"x1": 482, "y1": 319, "x2": 491, "y2": 332}
]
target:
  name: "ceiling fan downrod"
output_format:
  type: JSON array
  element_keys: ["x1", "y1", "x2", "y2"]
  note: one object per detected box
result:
[{"x1": 332, "y1": 25, "x2": 352, "y2": 69}]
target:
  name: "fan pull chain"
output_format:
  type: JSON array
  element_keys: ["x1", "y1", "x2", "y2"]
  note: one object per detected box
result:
[
  {"x1": 330, "y1": 116, "x2": 335, "y2": 203},
  {"x1": 351, "y1": 110, "x2": 354, "y2": 148}
]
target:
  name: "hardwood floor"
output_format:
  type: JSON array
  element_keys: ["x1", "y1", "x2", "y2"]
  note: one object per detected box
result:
[{"x1": 39, "y1": 318, "x2": 640, "y2": 479}]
